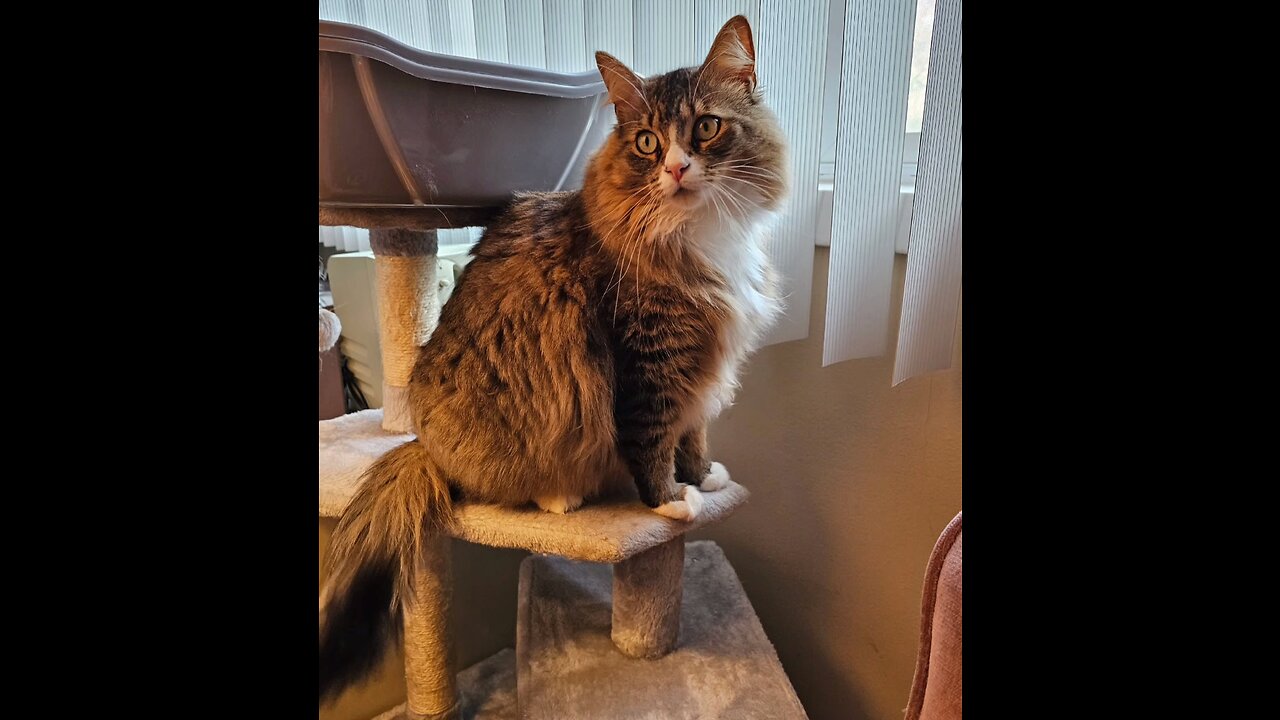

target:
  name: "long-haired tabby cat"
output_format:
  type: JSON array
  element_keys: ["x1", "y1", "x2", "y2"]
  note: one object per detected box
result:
[{"x1": 320, "y1": 15, "x2": 786, "y2": 702}]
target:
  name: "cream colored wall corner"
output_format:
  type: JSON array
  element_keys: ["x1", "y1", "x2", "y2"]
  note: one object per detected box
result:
[{"x1": 692, "y1": 249, "x2": 962, "y2": 720}]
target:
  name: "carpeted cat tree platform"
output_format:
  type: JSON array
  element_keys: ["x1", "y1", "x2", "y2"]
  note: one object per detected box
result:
[{"x1": 320, "y1": 410, "x2": 806, "y2": 719}]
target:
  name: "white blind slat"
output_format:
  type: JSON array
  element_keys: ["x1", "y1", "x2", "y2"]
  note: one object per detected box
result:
[
  {"x1": 505, "y1": 0, "x2": 548, "y2": 68},
  {"x1": 472, "y1": 0, "x2": 510, "y2": 62},
  {"x1": 319, "y1": 0, "x2": 344, "y2": 21},
  {"x1": 544, "y1": 0, "x2": 588, "y2": 72},
  {"x1": 758, "y1": 0, "x2": 825, "y2": 344},
  {"x1": 359, "y1": 0, "x2": 391, "y2": 36},
  {"x1": 823, "y1": 0, "x2": 916, "y2": 365},
  {"x1": 695, "y1": 0, "x2": 755, "y2": 45},
  {"x1": 633, "y1": 0, "x2": 697, "y2": 76},
  {"x1": 419, "y1": 1, "x2": 453, "y2": 55},
  {"x1": 446, "y1": 0, "x2": 480, "y2": 57},
  {"x1": 584, "y1": 0, "x2": 633, "y2": 67},
  {"x1": 342, "y1": 0, "x2": 366, "y2": 27},
  {"x1": 893, "y1": 0, "x2": 960, "y2": 385}
]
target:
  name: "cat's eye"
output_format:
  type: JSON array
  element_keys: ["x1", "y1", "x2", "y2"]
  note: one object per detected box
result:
[
  {"x1": 635, "y1": 131, "x2": 659, "y2": 154},
  {"x1": 694, "y1": 116, "x2": 722, "y2": 142}
]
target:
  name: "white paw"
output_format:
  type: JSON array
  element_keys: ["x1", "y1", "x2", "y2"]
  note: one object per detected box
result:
[
  {"x1": 653, "y1": 485, "x2": 704, "y2": 521},
  {"x1": 701, "y1": 462, "x2": 731, "y2": 492},
  {"x1": 534, "y1": 494, "x2": 584, "y2": 514}
]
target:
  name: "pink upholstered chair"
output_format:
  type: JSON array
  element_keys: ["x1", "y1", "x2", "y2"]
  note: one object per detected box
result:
[{"x1": 905, "y1": 511, "x2": 962, "y2": 720}]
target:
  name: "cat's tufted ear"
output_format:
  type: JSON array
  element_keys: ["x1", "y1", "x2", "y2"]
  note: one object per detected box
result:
[
  {"x1": 595, "y1": 52, "x2": 647, "y2": 123},
  {"x1": 700, "y1": 15, "x2": 756, "y2": 92}
]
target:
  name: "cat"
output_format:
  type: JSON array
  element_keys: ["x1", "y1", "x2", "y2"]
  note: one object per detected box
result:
[{"x1": 320, "y1": 15, "x2": 787, "y2": 703}]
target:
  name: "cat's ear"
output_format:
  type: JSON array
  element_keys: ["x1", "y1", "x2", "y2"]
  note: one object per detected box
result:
[
  {"x1": 595, "y1": 52, "x2": 646, "y2": 123},
  {"x1": 701, "y1": 15, "x2": 756, "y2": 92}
]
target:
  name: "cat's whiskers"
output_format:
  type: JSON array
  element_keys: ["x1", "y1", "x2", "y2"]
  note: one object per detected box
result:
[
  {"x1": 582, "y1": 187, "x2": 653, "y2": 232},
  {"x1": 599, "y1": 203, "x2": 639, "y2": 292},
  {"x1": 720, "y1": 188, "x2": 755, "y2": 222},
  {"x1": 711, "y1": 153, "x2": 767, "y2": 165},
  {"x1": 643, "y1": 223, "x2": 672, "y2": 312},
  {"x1": 722, "y1": 175, "x2": 770, "y2": 195},
  {"x1": 710, "y1": 193, "x2": 747, "y2": 240},
  {"x1": 716, "y1": 165, "x2": 783, "y2": 181},
  {"x1": 705, "y1": 180, "x2": 734, "y2": 229},
  {"x1": 721, "y1": 166, "x2": 778, "y2": 185},
  {"x1": 604, "y1": 212, "x2": 644, "y2": 296},
  {"x1": 710, "y1": 160, "x2": 783, "y2": 180},
  {"x1": 721, "y1": 176, "x2": 776, "y2": 209},
  {"x1": 712, "y1": 182, "x2": 756, "y2": 224},
  {"x1": 586, "y1": 184, "x2": 664, "y2": 288},
  {"x1": 610, "y1": 211, "x2": 651, "y2": 322},
  {"x1": 604, "y1": 191, "x2": 661, "y2": 318}
]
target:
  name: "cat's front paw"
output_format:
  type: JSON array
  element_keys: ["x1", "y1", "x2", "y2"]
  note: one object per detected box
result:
[
  {"x1": 701, "y1": 461, "x2": 731, "y2": 492},
  {"x1": 535, "y1": 494, "x2": 584, "y2": 514},
  {"x1": 653, "y1": 485, "x2": 704, "y2": 521}
]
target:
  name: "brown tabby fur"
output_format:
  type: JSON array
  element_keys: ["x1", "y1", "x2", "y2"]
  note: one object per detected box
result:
[{"x1": 320, "y1": 16, "x2": 787, "y2": 704}]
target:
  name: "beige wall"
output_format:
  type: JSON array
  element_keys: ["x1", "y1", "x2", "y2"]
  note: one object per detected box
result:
[
  {"x1": 320, "y1": 248, "x2": 961, "y2": 720},
  {"x1": 693, "y1": 248, "x2": 962, "y2": 720}
]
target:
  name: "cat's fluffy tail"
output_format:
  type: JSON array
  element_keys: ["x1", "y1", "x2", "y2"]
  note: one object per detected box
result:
[{"x1": 319, "y1": 439, "x2": 453, "y2": 705}]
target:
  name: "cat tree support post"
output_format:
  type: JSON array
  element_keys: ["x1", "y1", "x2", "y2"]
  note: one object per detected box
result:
[
  {"x1": 368, "y1": 228, "x2": 439, "y2": 433},
  {"x1": 402, "y1": 534, "x2": 459, "y2": 720},
  {"x1": 611, "y1": 537, "x2": 684, "y2": 658},
  {"x1": 367, "y1": 228, "x2": 454, "y2": 717}
]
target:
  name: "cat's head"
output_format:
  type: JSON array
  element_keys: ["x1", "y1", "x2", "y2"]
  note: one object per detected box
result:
[{"x1": 585, "y1": 16, "x2": 787, "y2": 239}]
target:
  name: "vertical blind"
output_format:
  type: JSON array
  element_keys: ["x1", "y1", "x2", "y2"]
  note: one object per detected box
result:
[
  {"x1": 823, "y1": 0, "x2": 962, "y2": 383},
  {"x1": 893, "y1": 0, "x2": 960, "y2": 384},
  {"x1": 823, "y1": 0, "x2": 916, "y2": 365},
  {"x1": 318, "y1": 0, "x2": 827, "y2": 346}
]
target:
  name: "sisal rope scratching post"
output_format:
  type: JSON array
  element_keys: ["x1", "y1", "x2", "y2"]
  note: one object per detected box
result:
[
  {"x1": 368, "y1": 228, "x2": 456, "y2": 717},
  {"x1": 611, "y1": 537, "x2": 684, "y2": 658},
  {"x1": 369, "y1": 228, "x2": 439, "y2": 433},
  {"x1": 403, "y1": 534, "x2": 459, "y2": 720}
]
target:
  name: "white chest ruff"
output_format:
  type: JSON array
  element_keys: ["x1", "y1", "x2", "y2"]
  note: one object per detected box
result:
[{"x1": 690, "y1": 217, "x2": 783, "y2": 422}]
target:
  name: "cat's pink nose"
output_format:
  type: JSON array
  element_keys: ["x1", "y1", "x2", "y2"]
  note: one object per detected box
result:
[{"x1": 666, "y1": 161, "x2": 690, "y2": 184}]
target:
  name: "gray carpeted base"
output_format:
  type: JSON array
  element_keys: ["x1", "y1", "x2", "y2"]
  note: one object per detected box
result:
[
  {"x1": 372, "y1": 648, "x2": 517, "y2": 720},
  {"x1": 517, "y1": 541, "x2": 808, "y2": 720}
]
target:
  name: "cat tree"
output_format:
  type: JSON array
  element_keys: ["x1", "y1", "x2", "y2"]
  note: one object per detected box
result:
[
  {"x1": 319, "y1": 20, "x2": 806, "y2": 719},
  {"x1": 320, "y1": 410, "x2": 803, "y2": 720}
]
